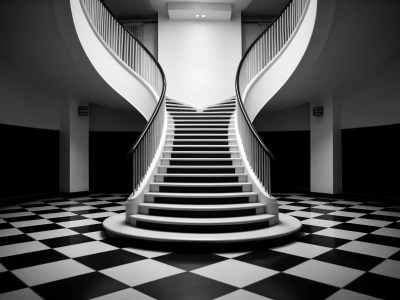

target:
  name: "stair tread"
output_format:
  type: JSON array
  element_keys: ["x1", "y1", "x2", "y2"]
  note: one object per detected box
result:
[
  {"x1": 139, "y1": 203, "x2": 264, "y2": 210},
  {"x1": 163, "y1": 151, "x2": 239, "y2": 154},
  {"x1": 160, "y1": 165, "x2": 243, "y2": 168},
  {"x1": 130, "y1": 214, "x2": 273, "y2": 225},
  {"x1": 151, "y1": 182, "x2": 251, "y2": 187},
  {"x1": 156, "y1": 173, "x2": 247, "y2": 176},
  {"x1": 146, "y1": 191, "x2": 257, "y2": 198}
]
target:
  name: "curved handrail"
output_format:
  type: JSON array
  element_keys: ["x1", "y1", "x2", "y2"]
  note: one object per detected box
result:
[
  {"x1": 235, "y1": 0, "x2": 311, "y2": 193},
  {"x1": 79, "y1": 0, "x2": 167, "y2": 191}
]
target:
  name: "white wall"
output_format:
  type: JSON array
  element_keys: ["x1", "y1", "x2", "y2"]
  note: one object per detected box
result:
[
  {"x1": 143, "y1": 23, "x2": 158, "y2": 59},
  {"x1": 158, "y1": 13, "x2": 242, "y2": 108}
]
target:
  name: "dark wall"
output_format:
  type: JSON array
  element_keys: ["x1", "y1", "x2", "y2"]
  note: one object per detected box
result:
[
  {"x1": 89, "y1": 131, "x2": 140, "y2": 191},
  {"x1": 258, "y1": 131, "x2": 310, "y2": 192},
  {"x1": 0, "y1": 124, "x2": 59, "y2": 199},
  {"x1": 342, "y1": 124, "x2": 400, "y2": 198}
]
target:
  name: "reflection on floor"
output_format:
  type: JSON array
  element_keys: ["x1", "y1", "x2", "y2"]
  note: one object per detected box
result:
[{"x1": 0, "y1": 192, "x2": 399, "y2": 299}]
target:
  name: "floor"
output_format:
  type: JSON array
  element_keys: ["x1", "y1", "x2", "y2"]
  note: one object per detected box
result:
[{"x1": 0, "y1": 193, "x2": 399, "y2": 300}]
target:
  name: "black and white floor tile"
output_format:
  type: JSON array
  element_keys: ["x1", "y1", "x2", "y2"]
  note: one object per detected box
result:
[{"x1": 0, "y1": 192, "x2": 399, "y2": 299}]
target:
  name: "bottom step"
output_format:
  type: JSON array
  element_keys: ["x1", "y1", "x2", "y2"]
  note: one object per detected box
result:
[{"x1": 103, "y1": 213, "x2": 301, "y2": 243}]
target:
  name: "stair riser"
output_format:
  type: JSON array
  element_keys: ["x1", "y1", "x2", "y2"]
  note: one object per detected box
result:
[
  {"x1": 169, "y1": 135, "x2": 231, "y2": 140},
  {"x1": 133, "y1": 220, "x2": 269, "y2": 233},
  {"x1": 173, "y1": 121, "x2": 230, "y2": 124},
  {"x1": 159, "y1": 167, "x2": 245, "y2": 173},
  {"x1": 145, "y1": 195, "x2": 258, "y2": 204},
  {"x1": 167, "y1": 130, "x2": 234, "y2": 135},
  {"x1": 167, "y1": 141, "x2": 235, "y2": 146},
  {"x1": 150, "y1": 186, "x2": 251, "y2": 193},
  {"x1": 161, "y1": 160, "x2": 241, "y2": 166},
  {"x1": 164, "y1": 146, "x2": 237, "y2": 151},
  {"x1": 163, "y1": 153, "x2": 239, "y2": 159},
  {"x1": 154, "y1": 176, "x2": 247, "y2": 183},
  {"x1": 139, "y1": 208, "x2": 262, "y2": 218}
]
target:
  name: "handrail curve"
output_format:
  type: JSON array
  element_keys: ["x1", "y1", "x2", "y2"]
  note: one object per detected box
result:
[
  {"x1": 235, "y1": 0, "x2": 311, "y2": 193},
  {"x1": 79, "y1": 0, "x2": 167, "y2": 192}
]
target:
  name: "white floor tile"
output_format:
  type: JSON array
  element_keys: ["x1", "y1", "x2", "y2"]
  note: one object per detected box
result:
[
  {"x1": 301, "y1": 219, "x2": 341, "y2": 228},
  {"x1": 346, "y1": 218, "x2": 392, "y2": 227},
  {"x1": 0, "y1": 211, "x2": 34, "y2": 218},
  {"x1": 122, "y1": 247, "x2": 170, "y2": 258},
  {"x1": 314, "y1": 228, "x2": 366, "y2": 240},
  {"x1": 332, "y1": 200, "x2": 363, "y2": 205},
  {"x1": 0, "y1": 262, "x2": 7, "y2": 272},
  {"x1": 39, "y1": 212, "x2": 76, "y2": 219},
  {"x1": 372, "y1": 211, "x2": 400, "y2": 217},
  {"x1": 0, "y1": 206, "x2": 21, "y2": 211},
  {"x1": 213, "y1": 251, "x2": 250, "y2": 259},
  {"x1": 0, "y1": 219, "x2": 5, "y2": 224},
  {"x1": 10, "y1": 219, "x2": 52, "y2": 228},
  {"x1": 90, "y1": 288, "x2": 156, "y2": 300},
  {"x1": 82, "y1": 212, "x2": 116, "y2": 219},
  {"x1": 215, "y1": 289, "x2": 272, "y2": 300},
  {"x1": 0, "y1": 228, "x2": 23, "y2": 237},
  {"x1": 56, "y1": 219, "x2": 100, "y2": 228},
  {"x1": 27, "y1": 228, "x2": 78, "y2": 240},
  {"x1": 285, "y1": 196, "x2": 315, "y2": 201},
  {"x1": 49, "y1": 201, "x2": 78, "y2": 206},
  {"x1": 370, "y1": 259, "x2": 400, "y2": 279},
  {"x1": 26, "y1": 206, "x2": 57, "y2": 212},
  {"x1": 82, "y1": 201, "x2": 110, "y2": 206},
  {"x1": 338, "y1": 241, "x2": 399, "y2": 258},
  {"x1": 271, "y1": 242, "x2": 331, "y2": 258},
  {"x1": 326, "y1": 289, "x2": 380, "y2": 300},
  {"x1": 192, "y1": 260, "x2": 277, "y2": 288},
  {"x1": 83, "y1": 231, "x2": 107, "y2": 240},
  {"x1": 298, "y1": 200, "x2": 330, "y2": 205},
  {"x1": 285, "y1": 260, "x2": 364, "y2": 287},
  {"x1": 278, "y1": 205, "x2": 306, "y2": 211},
  {"x1": 277, "y1": 200, "x2": 295, "y2": 206},
  {"x1": 12, "y1": 259, "x2": 93, "y2": 286},
  {"x1": 55, "y1": 241, "x2": 117, "y2": 258},
  {"x1": 288, "y1": 211, "x2": 323, "y2": 218},
  {"x1": 0, "y1": 241, "x2": 49, "y2": 258},
  {"x1": 100, "y1": 260, "x2": 183, "y2": 286},
  {"x1": 329, "y1": 211, "x2": 366, "y2": 218},
  {"x1": 371, "y1": 227, "x2": 400, "y2": 238},
  {"x1": 313, "y1": 205, "x2": 346, "y2": 211},
  {"x1": 62, "y1": 206, "x2": 95, "y2": 212},
  {"x1": 350, "y1": 205, "x2": 384, "y2": 211},
  {"x1": 0, "y1": 288, "x2": 43, "y2": 300},
  {"x1": 102, "y1": 206, "x2": 125, "y2": 212}
]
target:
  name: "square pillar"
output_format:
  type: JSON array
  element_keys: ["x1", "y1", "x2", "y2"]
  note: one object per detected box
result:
[
  {"x1": 60, "y1": 98, "x2": 89, "y2": 193},
  {"x1": 310, "y1": 95, "x2": 342, "y2": 194}
]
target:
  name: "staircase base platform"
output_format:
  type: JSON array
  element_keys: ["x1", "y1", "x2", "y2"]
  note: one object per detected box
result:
[{"x1": 103, "y1": 213, "x2": 301, "y2": 243}]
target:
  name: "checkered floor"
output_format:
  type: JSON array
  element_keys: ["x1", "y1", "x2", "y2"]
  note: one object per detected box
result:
[{"x1": 0, "y1": 193, "x2": 399, "y2": 300}]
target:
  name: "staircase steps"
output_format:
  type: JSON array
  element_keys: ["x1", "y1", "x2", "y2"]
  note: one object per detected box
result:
[{"x1": 127, "y1": 98, "x2": 276, "y2": 234}]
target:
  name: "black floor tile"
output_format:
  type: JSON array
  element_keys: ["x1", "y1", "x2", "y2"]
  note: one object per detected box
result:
[
  {"x1": 245, "y1": 273, "x2": 338, "y2": 300},
  {"x1": 154, "y1": 253, "x2": 227, "y2": 271},
  {"x1": 316, "y1": 215, "x2": 353, "y2": 222},
  {"x1": 33, "y1": 272, "x2": 128, "y2": 300},
  {"x1": 0, "y1": 234, "x2": 34, "y2": 246},
  {"x1": 0, "y1": 223, "x2": 14, "y2": 230},
  {"x1": 0, "y1": 272, "x2": 27, "y2": 294},
  {"x1": 76, "y1": 249, "x2": 145, "y2": 270},
  {"x1": 386, "y1": 222, "x2": 400, "y2": 229},
  {"x1": 49, "y1": 215, "x2": 87, "y2": 223},
  {"x1": 298, "y1": 234, "x2": 349, "y2": 248},
  {"x1": 3, "y1": 215, "x2": 44, "y2": 223},
  {"x1": 40, "y1": 234, "x2": 94, "y2": 248},
  {"x1": 19, "y1": 223, "x2": 63, "y2": 234},
  {"x1": 70, "y1": 209, "x2": 104, "y2": 215},
  {"x1": 331, "y1": 223, "x2": 378, "y2": 233},
  {"x1": 360, "y1": 214, "x2": 399, "y2": 222},
  {"x1": 314, "y1": 249, "x2": 384, "y2": 271},
  {"x1": 236, "y1": 249, "x2": 308, "y2": 271},
  {"x1": 0, "y1": 249, "x2": 69, "y2": 270},
  {"x1": 135, "y1": 272, "x2": 236, "y2": 300},
  {"x1": 357, "y1": 234, "x2": 400, "y2": 248},
  {"x1": 307, "y1": 208, "x2": 332, "y2": 214},
  {"x1": 345, "y1": 272, "x2": 400, "y2": 300},
  {"x1": 300, "y1": 224, "x2": 325, "y2": 233},
  {"x1": 389, "y1": 250, "x2": 400, "y2": 261},
  {"x1": 70, "y1": 224, "x2": 104, "y2": 234}
]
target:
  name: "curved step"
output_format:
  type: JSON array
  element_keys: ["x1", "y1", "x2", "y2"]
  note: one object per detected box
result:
[
  {"x1": 128, "y1": 214, "x2": 274, "y2": 233},
  {"x1": 154, "y1": 173, "x2": 248, "y2": 182},
  {"x1": 158, "y1": 165, "x2": 245, "y2": 174},
  {"x1": 160, "y1": 158, "x2": 242, "y2": 166}
]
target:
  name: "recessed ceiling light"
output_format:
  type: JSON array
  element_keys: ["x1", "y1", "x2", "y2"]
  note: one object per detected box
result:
[
  {"x1": 195, "y1": 14, "x2": 199, "y2": 17},
  {"x1": 201, "y1": 14, "x2": 206, "y2": 18}
]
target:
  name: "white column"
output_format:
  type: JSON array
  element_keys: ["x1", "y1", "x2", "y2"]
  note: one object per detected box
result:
[
  {"x1": 310, "y1": 95, "x2": 342, "y2": 194},
  {"x1": 60, "y1": 98, "x2": 89, "y2": 193}
]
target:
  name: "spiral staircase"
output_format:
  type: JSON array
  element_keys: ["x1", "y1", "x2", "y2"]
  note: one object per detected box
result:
[{"x1": 73, "y1": 0, "x2": 316, "y2": 243}]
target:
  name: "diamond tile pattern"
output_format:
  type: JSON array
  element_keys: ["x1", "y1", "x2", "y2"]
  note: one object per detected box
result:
[{"x1": 0, "y1": 192, "x2": 399, "y2": 299}]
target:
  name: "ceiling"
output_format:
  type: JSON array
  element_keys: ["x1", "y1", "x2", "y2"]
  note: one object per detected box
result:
[{"x1": 102, "y1": 0, "x2": 290, "y2": 22}]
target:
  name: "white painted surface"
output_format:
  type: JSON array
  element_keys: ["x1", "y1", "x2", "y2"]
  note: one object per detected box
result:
[
  {"x1": 243, "y1": 0, "x2": 317, "y2": 121},
  {"x1": 143, "y1": 23, "x2": 158, "y2": 59},
  {"x1": 158, "y1": 13, "x2": 242, "y2": 108},
  {"x1": 310, "y1": 95, "x2": 342, "y2": 194},
  {"x1": 70, "y1": 0, "x2": 158, "y2": 120},
  {"x1": 60, "y1": 98, "x2": 89, "y2": 193}
]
